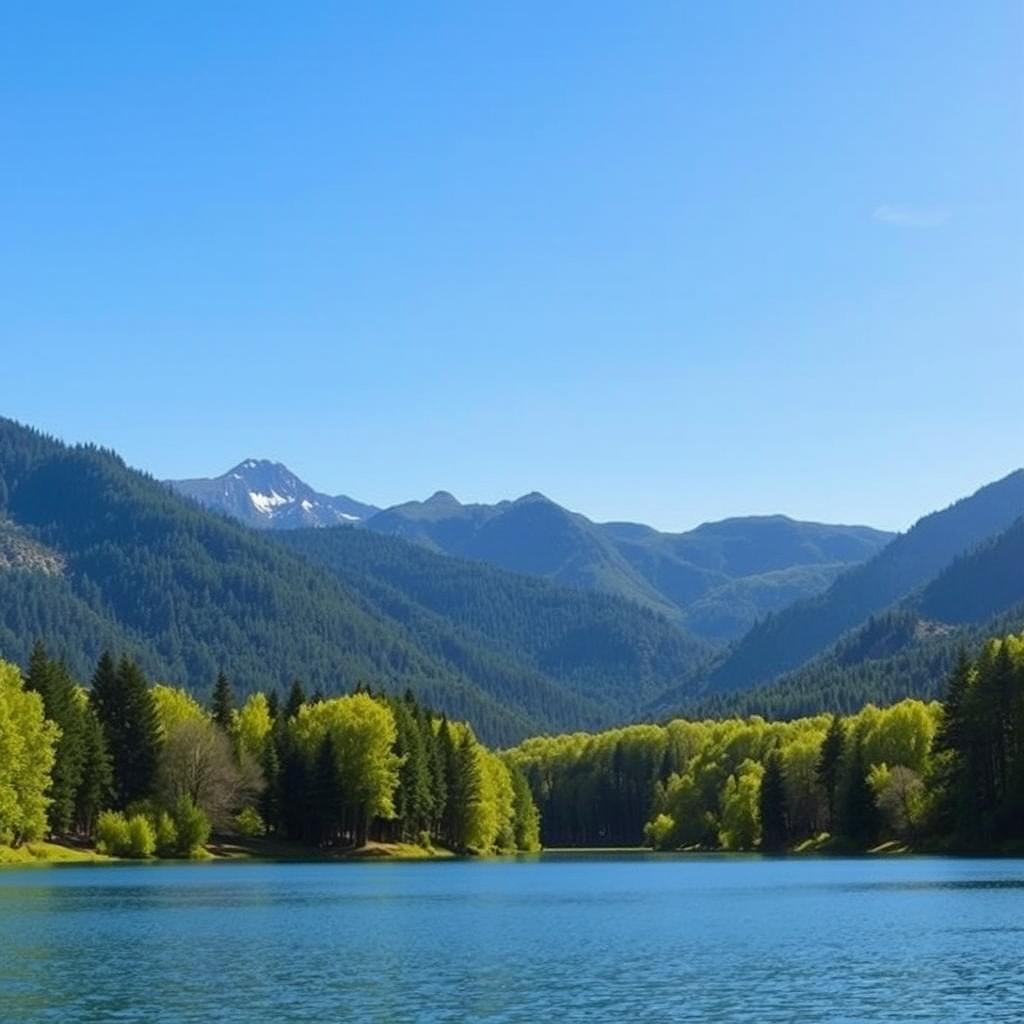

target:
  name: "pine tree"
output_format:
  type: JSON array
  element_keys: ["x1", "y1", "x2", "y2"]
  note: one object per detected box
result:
[
  {"x1": 840, "y1": 740, "x2": 879, "y2": 846},
  {"x1": 759, "y1": 749, "x2": 788, "y2": 851},
  {"x1": 25, "y1": 642, "x2": 87, "y2": 834},
  {"x1": 266, "y1": 688, "x2": 280, "y2": 722},
  {"x1": 75, "y1": 707, "x2": 112, "y2": 834},
  {"x1": 816, "y1": 715, "x2": 845, "y2": 832},
  {"x1": 932, "y1": 649, "x2": 974, "y2": 837},
  {"x1": 259, "y1": 739, "x2": 281, "y2": 834},
  {"x1": 391, "y1": 698, "x2": 433, "y2": 841},
  {"x1": 437, "y1": 716, "x2": 458, "y2": 845},
  {"x1": 285, "y1": 680, "x2": 306, "y2": 720},
  {"x1": 450, "y1": 731, "x2": 483, "y2": 852},
  {"x1": 421, "y1": 709, "x2": 447, "y2": 840},
  {"x1": 210, "y1": 671, "x2": 235, "y2": 732},
  {"x1": 90, "y1": 654, "x2": 160, "y2": 809},
  {"x1": 313, "y1": 735, "x2": 344, "y2": 846}
]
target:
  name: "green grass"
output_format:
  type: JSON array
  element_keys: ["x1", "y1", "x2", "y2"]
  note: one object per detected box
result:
[{"x1": 0, "y1": 841, "x2": 113, "y2": 865}]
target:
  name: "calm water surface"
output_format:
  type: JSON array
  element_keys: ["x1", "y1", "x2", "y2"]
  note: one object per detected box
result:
[{"x1": 1, "y1": 854, "x2": 1022, "y2": 1023}]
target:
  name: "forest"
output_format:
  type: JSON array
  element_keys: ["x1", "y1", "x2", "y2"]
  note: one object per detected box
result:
[
  {"x1": 2, "y1": 630, "x2": 1021, "y2": 860},
  {"x1": 0, "y1": 643, "x2": 540, "y2": 859},
  {"x1": 508, "y1": 631, "x2": 1024, "y2": 852}
]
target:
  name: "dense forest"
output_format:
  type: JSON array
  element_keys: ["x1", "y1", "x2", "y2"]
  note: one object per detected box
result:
[
  {"x1": 509, "y1": 631, "x2": 1024, "y2": 852},
  {"x1": 707, "y1": 473, "x2": 1024, "y2": 691},
  {"x1": 0, "y1": 417, "x2": 708, "y2": 744},
  {"x1": 0, "y1": 643, "x2": 539, "y2": 858}
]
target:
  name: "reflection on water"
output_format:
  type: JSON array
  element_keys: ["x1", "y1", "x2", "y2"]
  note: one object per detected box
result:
[{"x1": 1, "y1": 856, "x2": 1023, "y2": 1023}]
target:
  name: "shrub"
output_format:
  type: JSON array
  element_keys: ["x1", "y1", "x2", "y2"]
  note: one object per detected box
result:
[
  {"x1": 172, "y1": 797, "x2": 211, "y2": 857},
  {"x1": 95, "y1": 810, "x2": 131, "y2": 856},
  {"x1": 153, "y1": 811, "x2": 179, "y2": 858},
  {"x1": 644, "y1": 813, "x2": 676, "y2": 850},
  {"x1": 234, "y1": 807, "x2": 264, "y2": 837},
  {"x1": 126, "y1": 815, "x2": 156, "y2": 858}
]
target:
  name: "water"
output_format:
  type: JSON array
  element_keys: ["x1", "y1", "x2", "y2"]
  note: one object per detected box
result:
[{"x1": 1, "y1": 854, "x2": 1022, "y2": 1023}]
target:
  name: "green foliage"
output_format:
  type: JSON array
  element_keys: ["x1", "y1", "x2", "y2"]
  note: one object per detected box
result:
[
  {"x1": 153, "y1": 810, "x2": 178, "y2": 857},
  {"x1": 95, "y1": 810, "x2": 155, "y2": 858},
  {"x1": 91, "y1": 653, "x2": 160, "y2": 809},
  {"x1": 234, "y1": 807, "x2": 264, "y2": 837},
  {"x1": 0, "y1": 658, "x2": 58, "y2": 845},
  {"x1": 126, "y1": 814, "x2": 156, "y2": 858},
  {"x1": 510, "y1": 696, "x2": 944, "y2": 851},
  {"x1": 759, "y1": 750, "x2": 788, "y2": 851},
  {"x1": 210, "y1": 672, "x2": 235, "y2": 732},
  {"x1": 172, "y1": 797, "x2": 211, "y2": 856},
  {"x1": 94, "y1": 810, "x2": 131, "y2": 856},
  {"x1": 931, "y1": 634, "x2": 1024, "y2": 844},
  {"x1": 24, "y1": 641, "x2": 86, "y2": 833}
]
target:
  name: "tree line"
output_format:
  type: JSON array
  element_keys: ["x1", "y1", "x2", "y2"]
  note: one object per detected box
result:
[
  {"x1": 508, "y1": 631, "x2": 1024, "y2": 852},
  {"x1": 0, "y1": 642, "x2": 540, "y2": 857}
]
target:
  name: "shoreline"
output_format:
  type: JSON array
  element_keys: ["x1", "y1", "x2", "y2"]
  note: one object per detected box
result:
[{"x1": 6, "y1": 837, "x2": 1022, "y2": 868}]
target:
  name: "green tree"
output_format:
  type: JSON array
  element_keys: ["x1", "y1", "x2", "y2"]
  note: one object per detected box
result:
[
  {"x1": 0, "y1": 658, "x2": 59, "y2": 846},
  {"x1": 210, "y1": 671, "x2": 235, "y2": 732},
  {"x1": 90, "y1": 654, "x2": 161, "y2": 809},
  {"x1": 75, "y1": 702, "x2": 113, "y2": 835},
  {"x1": 759, "y1": 749, "x2": 789, "y2": 851},
  {"x1": 816, "y1": 715, "x2": 845, "y2": 833},
  {"x1": 840, "y1": 740, "x2": 879, "y2": 846},
  {"x1": 24, "y1": 642, "x2": 86, "y2": 834}
]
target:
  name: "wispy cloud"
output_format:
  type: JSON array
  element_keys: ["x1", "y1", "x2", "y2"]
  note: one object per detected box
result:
[{"x1": 872, "y1": 204, "x2": 951, "y2": 228}]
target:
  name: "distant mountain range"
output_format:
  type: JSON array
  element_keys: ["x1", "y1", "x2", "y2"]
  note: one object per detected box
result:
[
  {"x1": 703, "y1": 469, "x2": 1024, "y2": 691},
  {"x1": 2, "y1": 416, "x2": 1021, "y2": 743},
  {"x1": 170, "y1": 461, "x2": 893, "y2": 642}
]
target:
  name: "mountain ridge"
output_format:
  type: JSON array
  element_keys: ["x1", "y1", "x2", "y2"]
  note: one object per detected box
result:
[{"x1": 170, "y1": 461, "x2": 894, "y2": 641}]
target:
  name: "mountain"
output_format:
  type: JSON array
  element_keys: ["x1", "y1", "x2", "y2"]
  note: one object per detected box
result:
[
  {"x1": 367, "y1": 496, "x2": 892, "y2": 640},
  {"x1": 276, "y1": 525, "x2": 711, "y2": 721},
  {"x1": 0, "y1": 418, "x2": 709, "y2": 744},
  {"x1": 605, "y1": 514, "x2": 892, "y2": 641},
  {"x1": 171, "y1": 460, "x2": 893, "y2": 642},
  {"x1": 705, "y1": 475, "x2": 1024, "y2": 695},
  {"x1": 170, "y1": 459, "x2": 379, "y2": 529}
]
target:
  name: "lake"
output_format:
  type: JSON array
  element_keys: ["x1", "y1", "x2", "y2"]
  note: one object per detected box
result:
[{"x1": 1, "y1": 854, "x2": 1022, "y2": 1022}]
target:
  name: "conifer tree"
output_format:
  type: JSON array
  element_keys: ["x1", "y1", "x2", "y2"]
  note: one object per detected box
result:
[
  {"x1": 816, "y1": 714, "x2": 845, "y2": 832},
  {"x1": 210, "y1": 671, "x2": 235, "y2": 732},
  {"x1": 450, "y1": 731, "x2": 483, "y2": 851},
  {"x1": 259, "y1": 738, "x2": 281, "y2": 834},
  {"x1": 75, "y1": 706, "x2": 112, "y2": 835},
  {"x1": 90, "y1": 654, "x2": 160, "y2": 809},
  {"x1": 421, "y1": 709, "x2": 448, "y2": 839},
  {"x1": 313, "y1": 735, "x2": 344, "y2": 845},
  {"x1": 285, "y1": 680, "x2": 306, "y2": 721},
  {"x1": 437, "y1": 716, "x2": 458, "y2": 844},
  {"x1": 841, "y1": 740, "x2": 879, "y2": 846},
  {"x1": 25, "y1": 642, "x2": 87, "y2": 834},
  {"x1": 759, "y1": 749, "x2": 788, "y2": 851}
]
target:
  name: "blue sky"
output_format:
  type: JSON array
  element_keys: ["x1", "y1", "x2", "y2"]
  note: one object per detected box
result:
[{"x1": 3, "y1": 3, "x2": 1021, "y2": 531}]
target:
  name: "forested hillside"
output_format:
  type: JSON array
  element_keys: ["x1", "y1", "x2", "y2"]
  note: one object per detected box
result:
[
  {"x1": 0, "y1": 418, "x2": 706, "y2": 744},
  {"x1": 683, "y1": 515, "x2": 1024, "y2": 720},
  {"x1": 175, "y1": 462, "x2": 893, "y2": 642},
  {"x1": 278, "y1": 526, "x2": 710, "y2": 719},
  {"x1": 707, "y1": 471, "x2": 1024, "y2": 692}
]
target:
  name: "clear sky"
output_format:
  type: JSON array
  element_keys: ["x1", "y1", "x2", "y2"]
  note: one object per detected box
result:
[{"x1": 3, "y1": 3, "x2": 1021, "y2": 532}]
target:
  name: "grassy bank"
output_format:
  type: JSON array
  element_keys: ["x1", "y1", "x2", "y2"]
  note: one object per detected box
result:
[
  {"x1": 0, "y1": 841, "x2": 114, "y2": 865},
  {"x1": 207, "y1": 835, "x2": 456, "y2": 861}
]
